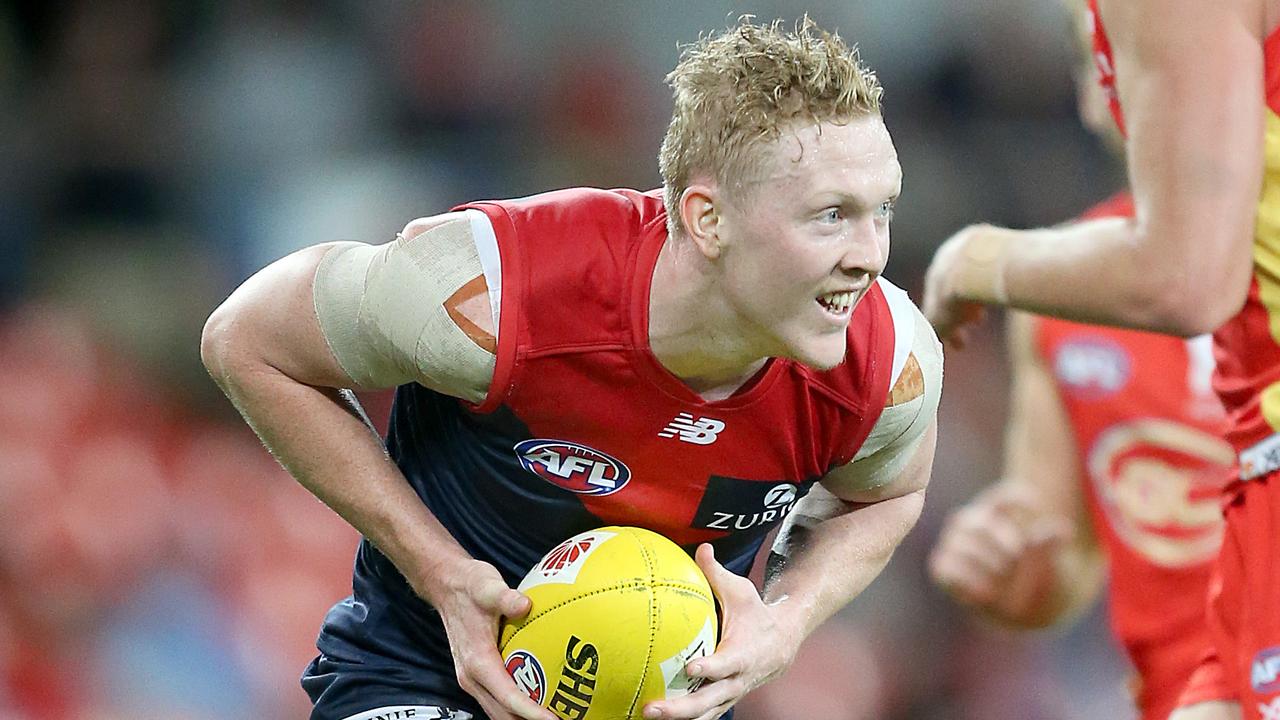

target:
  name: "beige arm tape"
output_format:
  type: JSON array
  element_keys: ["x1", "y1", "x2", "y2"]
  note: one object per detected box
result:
[
  {"x1": 312, "y1": 213, "x2": 496, "y2": 403},
  {"x1": 770, "y1": 303, "x2": 942, "y2": 557},
  {"x1": 840, "y1": 304, "x2": 942, "y2": 489},
  {"x1": 955, "y1": 229, "x2": 1012, "y2": 304}
]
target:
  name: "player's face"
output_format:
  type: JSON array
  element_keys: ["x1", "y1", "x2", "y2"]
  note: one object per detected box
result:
[{"x1": 717, "y1": 115, "x2": 900, "y2": 370}]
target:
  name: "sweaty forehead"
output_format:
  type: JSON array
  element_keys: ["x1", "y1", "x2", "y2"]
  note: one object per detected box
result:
[{"x1": 760, "y1": 117, "x2": 900, "y2": 194}]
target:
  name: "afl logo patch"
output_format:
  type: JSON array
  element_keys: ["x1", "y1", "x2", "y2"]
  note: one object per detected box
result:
[
  {"x1": 1054, "y1": 337, "x2": 1132, "y2": 398},
  {"x1": 514, "y1": 439, "x2": 631, "y2": 496},
  {"x1": 505, "y1": 650, "x2": 547, "y2": 703},
  {"x1": 1253, "y1": 646, "x2": 1280, "y2": 694}
]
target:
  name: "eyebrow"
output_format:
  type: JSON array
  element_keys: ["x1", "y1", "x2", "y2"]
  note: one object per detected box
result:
[{"x1": 813, "y1": 188, "x2": 900, "y2": 211}]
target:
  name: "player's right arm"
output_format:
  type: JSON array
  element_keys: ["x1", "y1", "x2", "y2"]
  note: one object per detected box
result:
[
  {"x1": 923, "y1": 0, "x2": 1265, "y2": 345},
  {"x1": 200, "y1": 214, "x2": 555, "y2": 720},
  {"x1": 927, "y1": 312, "x2": 1105, "y2": 629}
]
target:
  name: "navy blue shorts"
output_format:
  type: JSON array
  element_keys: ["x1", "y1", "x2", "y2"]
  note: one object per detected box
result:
[{"x1": 302, "y1": 650, "x2": 474, "y2": 720}]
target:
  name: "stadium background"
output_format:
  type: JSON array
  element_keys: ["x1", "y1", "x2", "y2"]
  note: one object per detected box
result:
[{"x1": 0, "y1": 1, "x2": 1133, "y2": 718}]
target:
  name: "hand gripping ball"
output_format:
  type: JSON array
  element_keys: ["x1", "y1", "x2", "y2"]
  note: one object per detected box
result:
[{"x1": 499, "y1": 526, "x2": 719, "y2": 720}]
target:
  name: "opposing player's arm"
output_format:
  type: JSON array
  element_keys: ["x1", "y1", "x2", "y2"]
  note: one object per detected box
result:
[
  {"x1": 762, "y1": 299, "x2": 941, "y2": 638},
  {"x1": 927, "y1": 0, "x2": 1264, "y2": 338},
  {"x1": 928, "y1": 312, "x2": 1104, "y2": 629}
]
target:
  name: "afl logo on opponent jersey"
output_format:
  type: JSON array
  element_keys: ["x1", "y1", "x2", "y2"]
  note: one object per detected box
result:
[
  {"x1": 514, "y1": 439, "x2": 631, "y2": 496},
  {"x1": 1253, "y1": 647, "x2": 1280, "y2": 694},
  {"x1": 1054, "y1": 337, "x2": 1132, "y2": 398}
]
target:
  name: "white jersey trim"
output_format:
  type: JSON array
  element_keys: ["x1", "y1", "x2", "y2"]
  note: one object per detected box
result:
[
  {"x1": 340, "y1": 705, "x2": 472, "y2": 720},
  {"x1": 877, "y1": 276, "x2": 915, "y2": 387},
  {"x1": 466, "y1": 208, "x2": 502, "y2": 339}
]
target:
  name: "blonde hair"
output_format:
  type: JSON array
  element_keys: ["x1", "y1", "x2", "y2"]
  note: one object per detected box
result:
[{"x1": 659, "y1": 16, "x2": 883, "y2": 234}]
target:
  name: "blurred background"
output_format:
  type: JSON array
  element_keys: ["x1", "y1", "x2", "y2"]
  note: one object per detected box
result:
[{"x1": 0, "y1": 0, "x2": 1131, "y2": 718}]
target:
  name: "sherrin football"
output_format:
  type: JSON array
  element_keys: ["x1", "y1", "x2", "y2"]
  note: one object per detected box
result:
[{"x1": 499, "y1": 526, "x2": 719, "y2": 720}]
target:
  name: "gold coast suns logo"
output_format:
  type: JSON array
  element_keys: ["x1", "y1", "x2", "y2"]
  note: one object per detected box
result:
[{"x1": 1088, "y1": 419, "x2": 1232, "y2": 567}]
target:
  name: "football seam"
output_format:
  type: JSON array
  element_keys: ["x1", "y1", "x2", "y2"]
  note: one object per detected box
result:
[
  {"x1": 501, "y1": 580, "x2": 713, "y2": 649},
  {"x1": 626, "y1": 532, "x2": 659, "y2": 719}
]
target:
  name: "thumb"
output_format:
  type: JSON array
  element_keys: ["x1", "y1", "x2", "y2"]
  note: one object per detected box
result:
[
  {"x1": 695, "y1": 543, "x2": 727, "y2": 581},
  {"x1": 695, "y1": 543, "x2": 750, "y2": 603},
  {"x1": 470, "y1": 570, "x2": 529, "y2": 617},
  {"x1": 498, "y1": 588, "x2": 532, "y2": 619}
]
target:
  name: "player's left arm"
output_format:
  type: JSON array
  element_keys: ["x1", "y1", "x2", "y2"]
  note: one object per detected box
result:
[
  {"x1": 758, "y1": 299, "x2": 941, "y2": 637},
  {"x1": 642, "y1": 301, "x2": 941, "y2": 720},
  {"x1": 924, "y1": 0, "x2": 1265, "y2": 344}
]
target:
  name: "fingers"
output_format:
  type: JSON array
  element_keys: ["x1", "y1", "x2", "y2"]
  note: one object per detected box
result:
[
  {"x1": 443, "y1": 561, "x2": 549, "y2": 720},
  {"x1": 929, "y1": 503, "x2": 1033, "y2": 603},
  {"x1": 928, "y1": 544, "x2": 1002, "y2": 605},
  {"x1": 940, "y1": 504, "x2": 1027, "y2": 572},
  {"x1": 457, "y1": 646, "x2": 556, "y2": 720},
  {"x1": 644, "y1": 677, "x2": 740, "y2": 720},
  {"x1": 644, "y1": 545, "x2": 783, "y2": 720}
]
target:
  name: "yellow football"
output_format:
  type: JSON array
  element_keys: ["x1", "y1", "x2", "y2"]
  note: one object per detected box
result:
[{"x1": 499, "y1": 526, "x2": 718, "y2": 720}]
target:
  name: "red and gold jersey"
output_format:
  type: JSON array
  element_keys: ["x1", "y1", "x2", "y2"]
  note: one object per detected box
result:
[
  {"x1": 1087, "y1": 0, "x2": 1280, "y2": 481},
  {"x1": 1034, "y1": 193, "x2": 1234, "y2": 720}
]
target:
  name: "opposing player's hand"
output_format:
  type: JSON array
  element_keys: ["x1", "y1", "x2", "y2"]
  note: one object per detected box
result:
[
  {"x1": 433, "y1": 559, "x2": 557, "y2": 720},
  {"x1": 927, "y1": 484, "x2": 1072, "y2": 627},
  {"x1": 922, "y1": 226, "x2": 994, "y2": 349},
  {"x1": 642, "y1": 544, "x2": 797, "y2": 720}
]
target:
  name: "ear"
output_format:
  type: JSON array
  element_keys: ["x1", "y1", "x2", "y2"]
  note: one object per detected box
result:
[{"x1": 678, "y1": 182, "x2": 723, "y2": 260}]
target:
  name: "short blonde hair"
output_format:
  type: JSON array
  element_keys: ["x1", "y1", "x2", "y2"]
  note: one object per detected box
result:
[{"x1": 659, "y1": 16, "x2": 883, "y2": 233}]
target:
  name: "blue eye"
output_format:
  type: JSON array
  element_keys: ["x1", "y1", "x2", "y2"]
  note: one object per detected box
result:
[
  {"x1": 819, "y1": 208, "x2": 841, "y2": 224},
  {"x1": 875, "y1": 200, "x2": 896, "y2": 222}
]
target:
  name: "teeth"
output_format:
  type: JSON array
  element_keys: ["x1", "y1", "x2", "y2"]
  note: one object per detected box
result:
[{"x1": 819, "y1": 291, "x2": 855, "y2": 313}]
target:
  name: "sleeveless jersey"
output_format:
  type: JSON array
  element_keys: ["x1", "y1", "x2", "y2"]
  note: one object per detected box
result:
[
  {"x1": 1087, "y1": 0, "x2": 1280, "y2": 481},
  {"x1": 313, "y1": 187, "x2": 903, "y2": 714},
  {"x1": 1034, "y1": 193, "x2": 1233, "y2": 719}
]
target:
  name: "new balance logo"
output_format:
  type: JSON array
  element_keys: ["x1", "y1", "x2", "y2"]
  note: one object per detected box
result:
[{"x1": 658, "y1": 413, "x2": 725, "y2": 445}]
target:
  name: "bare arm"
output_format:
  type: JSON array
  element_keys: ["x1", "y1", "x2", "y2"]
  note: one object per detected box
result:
[
  {"x1": 645, "y1": 422, "x2": 935, "y2": 720},
  {"x1": 645, "y1": 298, "x2": 941, "y2": 720},
  {"x1": 201, "y1": 242, "x2": 469, "y2": 589},
  {"x1": 926, "y1": 0, "x2": 1265, "y2": 339},
  {"x1": 762, "y1": 420, "x2": 934, "y2": 637},
  {"x1": 201, "y1": 216, "x2": 554, "y2": 720},
  {"x1": 929, "y1": 313, "x2": 1104, "y2": 629},
  {"x1": 759, "y1": 298, "x2": 942, "y2": 636}
]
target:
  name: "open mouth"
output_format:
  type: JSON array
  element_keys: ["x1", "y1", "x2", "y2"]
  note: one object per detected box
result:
[{"x1": 816, "y1": 290, "x2": 856, "y2": 319}]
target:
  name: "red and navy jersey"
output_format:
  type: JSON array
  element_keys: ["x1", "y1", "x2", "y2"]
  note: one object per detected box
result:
[
  {"x1": 312, "y1": 188, "x2": 904, "y2": 715},
  {"x1": 401, "y1": 187, "x2": 897, "y2": 582}
]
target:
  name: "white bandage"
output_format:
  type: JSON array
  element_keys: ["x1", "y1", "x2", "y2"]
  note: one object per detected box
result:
[
  {"x1": 837, "y1": 292, "x2": 943, "y2": 493},
  {"x1": 312, "y1": 212, "x2": 498, "y2": 402},
  {"x1": 770, "y1": 296, "x2": 943, "y2": 559}
]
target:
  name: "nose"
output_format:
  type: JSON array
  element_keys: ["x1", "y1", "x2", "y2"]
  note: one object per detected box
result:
[{"x1": 839, "y1": 215, "x2": 888, "y2": 276}]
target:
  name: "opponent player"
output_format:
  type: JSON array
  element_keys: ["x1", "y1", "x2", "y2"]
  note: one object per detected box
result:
[
  {"x1": 929, "y1": 193, "x2": 1235, "y2": 720},
  {"x1": 922, "y1": 0, "x2": 1278, "y2": 717},
  {"x1": 202, "y1": 17, "x2": 942, "y2": 720},
  {"x1": 930, "y1": 9, "x2": 1235, "y2": 717}
]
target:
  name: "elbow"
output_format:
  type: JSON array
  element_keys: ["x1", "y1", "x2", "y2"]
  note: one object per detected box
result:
[
  {"x1": 200, "y1": 301, "x2": 249, "y2": 387},
  {"x1": 1142, "y1": 264, "x2": 1249, "y2": 337}
]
